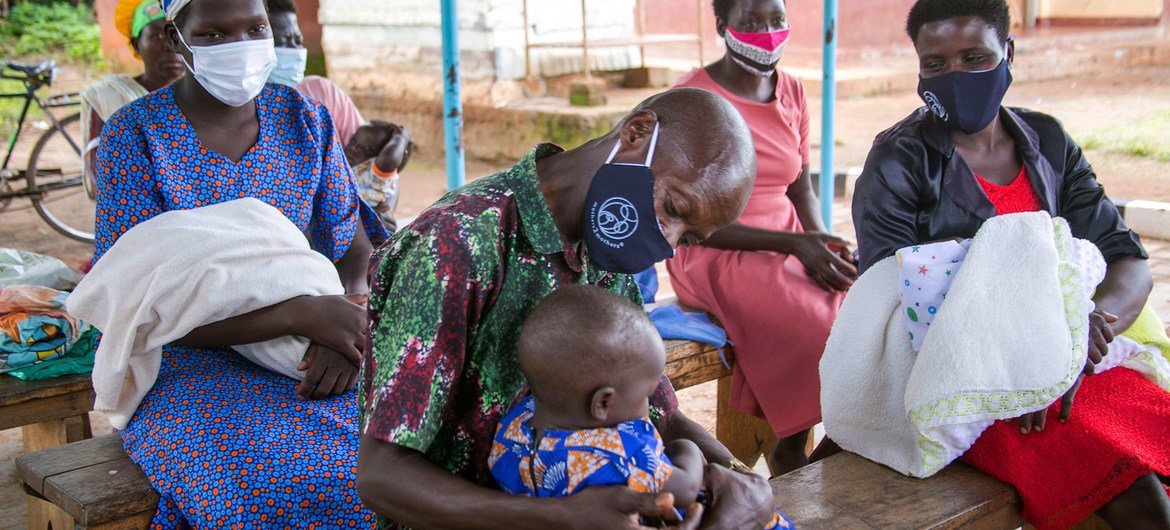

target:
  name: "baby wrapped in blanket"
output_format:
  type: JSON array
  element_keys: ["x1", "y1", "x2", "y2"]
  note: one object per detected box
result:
[
  {"x1": 67, "y1": 198, "x2": 345, "y2": 429},
  {"x1": 821, "y1": 212, "x2": 1170, "y2": 479}
]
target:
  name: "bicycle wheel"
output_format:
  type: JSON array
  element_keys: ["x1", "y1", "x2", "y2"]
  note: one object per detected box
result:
[{"x1": 26, "y1": 112, "x2": 92, "y2": 243}]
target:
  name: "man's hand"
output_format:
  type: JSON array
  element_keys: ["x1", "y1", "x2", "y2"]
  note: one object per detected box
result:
[
  {"x1": 697, "y1": 464, "x2": 774, "y2": 529},
  {"x1": 297, "y1": 343, "x2": 359, "y2": 399},
  {"x1": 556, "y1": 488, "x2": 692, "y2": 530}
]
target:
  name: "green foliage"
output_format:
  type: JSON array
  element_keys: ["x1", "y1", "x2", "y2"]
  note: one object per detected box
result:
[
  {"x1": 1078, "y1": 110, "x2": 1170, "y2": 163},
  {"x1": 0, "y1": 1, "x2": 105, "y2": 66}
]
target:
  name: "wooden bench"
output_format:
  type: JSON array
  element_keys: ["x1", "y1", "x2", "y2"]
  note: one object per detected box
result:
[
  {"x1": 12, "y1": 325, "x2": 1046, "y2": 530},
  {"x1": 17, "y1": 433, "x2": 156, "y2": 530},
  {"x1": 1, "y1": 372, "x2": 96, "y2": 530},
  {"x1": 12, "y1": 338, "x2": 731, "y2": 530},
  {"x1": 771, "y1": 451, "x2": 1023, "y2": 529}
]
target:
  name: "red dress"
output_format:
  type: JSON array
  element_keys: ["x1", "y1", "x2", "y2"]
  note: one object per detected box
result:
[{"x1": 963, "y1": 168, "x2": 1170, "y2": 530}]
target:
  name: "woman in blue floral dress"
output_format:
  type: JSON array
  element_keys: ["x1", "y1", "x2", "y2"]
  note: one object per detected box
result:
[{"x1": 91, "y1": 0, "x2": 387, "y2": 527}]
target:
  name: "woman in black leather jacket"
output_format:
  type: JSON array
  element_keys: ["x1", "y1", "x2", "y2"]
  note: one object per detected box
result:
[{"x1": 851, "y1": 0, "x2": 1167, "y2": 528}]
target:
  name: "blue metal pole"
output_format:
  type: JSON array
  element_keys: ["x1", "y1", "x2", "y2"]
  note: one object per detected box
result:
[
  {"x1": 819, "y1": 0, "x2": 837, "y2": 231},
  {"x1": 441, "y1": 0, "x2": 466, "y2": 190}
]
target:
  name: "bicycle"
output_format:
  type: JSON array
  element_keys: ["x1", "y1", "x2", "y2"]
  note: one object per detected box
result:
[{"x1": 0, "y1": 59, "x2": 89, "y2": 242}]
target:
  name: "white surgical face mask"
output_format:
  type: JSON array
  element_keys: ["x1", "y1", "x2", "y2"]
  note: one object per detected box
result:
[
  {"x1": 269, "y1": 47, "x2": 307, "y2": 88},
  {"x1": 175, "y1": 31, "x2": 276, "y2": 107}
]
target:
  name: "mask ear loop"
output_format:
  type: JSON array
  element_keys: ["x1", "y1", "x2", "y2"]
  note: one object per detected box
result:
[
  {"x1": 171, "y1": 25, "x2": 196, "y2": 74},
  {"x1": 605, "y1": 121, "x2": 661, "y2": 167}
]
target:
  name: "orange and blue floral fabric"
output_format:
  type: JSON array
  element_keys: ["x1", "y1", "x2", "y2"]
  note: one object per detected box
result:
[
  {"x1": 92, "y1": 82, "x2": 386, "y2": 529},
  {"x1": 489, "y1": 396, "x2": 795, "y2": 529},
  {"x1": 93, "y1": 83, "x2": 387, "y2": 262},
  {"x1": 488, "y1": 396, "x2": 672, "y2": 497}
]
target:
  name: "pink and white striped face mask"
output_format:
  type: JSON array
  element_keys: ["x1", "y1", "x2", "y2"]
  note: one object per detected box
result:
[{"x1": 725, "y1": 26, "x2": 791, "y2": 76}]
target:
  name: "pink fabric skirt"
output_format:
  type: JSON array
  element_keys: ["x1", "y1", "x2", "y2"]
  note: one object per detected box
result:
[{"x1": 666, "y1": 208, "x2": 843, "y2": 437}]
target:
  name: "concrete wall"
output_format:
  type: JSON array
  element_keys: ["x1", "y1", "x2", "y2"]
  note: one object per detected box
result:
[
  {"x1": 96, "y1": 0, "x2": 139, "y2": 73},
  {"x1": 1039, "y1": 0, "x2": 1164, "y2": 20}
]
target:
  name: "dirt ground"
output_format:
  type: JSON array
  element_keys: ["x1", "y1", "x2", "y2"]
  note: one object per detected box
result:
[{"x1": 2, "y1": 64, "x2": 1170, "y2": 526}]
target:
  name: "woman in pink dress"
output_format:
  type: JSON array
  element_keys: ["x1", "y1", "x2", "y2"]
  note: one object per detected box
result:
[{"x1": 668, "y1": 0, "x2": 854, "y2": 474}]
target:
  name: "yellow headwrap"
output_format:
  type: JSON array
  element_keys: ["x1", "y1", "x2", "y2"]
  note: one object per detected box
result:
[{"x1": 114, "y1": 0, "x2": 165, "y2": 41}]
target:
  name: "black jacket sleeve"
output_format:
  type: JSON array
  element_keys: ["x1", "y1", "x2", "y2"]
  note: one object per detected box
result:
[{"x1": 853, "y1": 138, "x2": 926, "y2": 274}]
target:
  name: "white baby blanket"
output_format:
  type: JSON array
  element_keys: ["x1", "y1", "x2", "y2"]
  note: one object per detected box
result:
[
  {"x1": 897, "y1": 239, "x2": 971, "y2": 351},
  {"x1": 821, "y1": 212, "x2": 1170, "y2": 477},
  {"x1": 67, "y1": 198, "x2": 344, "y2": 429}
]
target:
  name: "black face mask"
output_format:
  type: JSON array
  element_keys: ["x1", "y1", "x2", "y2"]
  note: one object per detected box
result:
[
  {"x1": 918, "y1": 58, "x2": 1013, "y2": 135},
  {"x1": 581, "y1": 123, "x2": 674, "y2": 274}
]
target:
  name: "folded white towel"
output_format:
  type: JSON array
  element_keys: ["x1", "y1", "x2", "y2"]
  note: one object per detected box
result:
[
  {"x1": 821, "y1": 212, "x2": 1169, "y2": 477},
  {"x1": 67, "y1": 198, "x2": 344, "y2": 429}
]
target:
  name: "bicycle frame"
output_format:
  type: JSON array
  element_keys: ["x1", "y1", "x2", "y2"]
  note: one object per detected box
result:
[{"x1": 0, "y1": 71, "x2": 82, "y2": 174}]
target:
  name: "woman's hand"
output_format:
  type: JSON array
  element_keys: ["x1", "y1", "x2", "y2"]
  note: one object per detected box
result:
[
  {"x1": 697, "y1": 465, "x2": 774, "y2": 529},
  {"x1": 288, "y1": 294, "x2": 369, "y2": 365},
  {"x1": 296, "y1": 343, "x2": 359, "y2": 399},
  {"x1": 1084, "y1": 309, "x2": 1118, "y2": 375},
  {"x1": 1015, "y1": 373, "x2": 1085, "y2": 434},
  {"x1": 789, "y1": 232, "x2": 857, "y2": 292}
]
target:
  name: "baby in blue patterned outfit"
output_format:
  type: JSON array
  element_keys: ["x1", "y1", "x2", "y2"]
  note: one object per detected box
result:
[{"x1": 489, "y1": 285, "x2": 793, "y2": 528}]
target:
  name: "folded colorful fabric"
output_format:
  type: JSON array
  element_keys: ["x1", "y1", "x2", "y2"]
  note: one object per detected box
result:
[{"x1": 0, "y1": 285, "x2": 89, "y2": 374}]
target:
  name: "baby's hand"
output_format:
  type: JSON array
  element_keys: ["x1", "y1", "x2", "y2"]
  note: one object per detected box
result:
[{"x1": 376, "y1": 124, "x2": 414, "y2": 173}]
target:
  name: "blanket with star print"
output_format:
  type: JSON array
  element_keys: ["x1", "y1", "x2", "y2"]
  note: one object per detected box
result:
[{"x1": 819, "y1": 212, "x2": 1170, "y2": 477}]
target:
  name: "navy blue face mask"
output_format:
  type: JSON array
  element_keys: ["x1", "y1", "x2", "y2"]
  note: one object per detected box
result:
[
  {"x1": 582, "y1": 123, "x2": 674, "y2": 274},
  {"x1": 918, "y1": 58, "x2": 1013, "y2": 135}
]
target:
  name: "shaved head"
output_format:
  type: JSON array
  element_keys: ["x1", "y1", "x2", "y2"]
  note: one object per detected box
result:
[
  {"x1": 626, "y1": 87, "x2": 756, "y2": 200},
  {"x1": 603, "y1": 87, "x2": 757, "y2": 249}
]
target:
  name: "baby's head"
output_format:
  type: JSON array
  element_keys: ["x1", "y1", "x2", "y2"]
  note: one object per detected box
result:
[
  {"x1": 518, "y1": 285, "x2": 666, "y2": 429},
  {"x1": 344, "y1": 120, "x2": 413, "y2": 169}
]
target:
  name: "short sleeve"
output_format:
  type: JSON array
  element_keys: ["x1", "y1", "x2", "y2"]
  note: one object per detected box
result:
[
  {"x1": 360, "y1": 214, "x2": 494, "y2": 452},
  {"x1": 794, "y1": 78, "x2": 811, "y2": 165},
  {"x1": 306, "y1": 102, "x2": 389, "y2": 260},
  {"x1": 648, "y1": 374, "x2": 678, "y2": 422},
  {"x1": 92, "y1": 108, "x2": 164, "y2": 263}
]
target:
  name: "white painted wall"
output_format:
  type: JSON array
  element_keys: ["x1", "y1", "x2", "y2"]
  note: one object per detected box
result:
[{"x1": 320, "y1": 0, "x2": 640, "y2": 87}]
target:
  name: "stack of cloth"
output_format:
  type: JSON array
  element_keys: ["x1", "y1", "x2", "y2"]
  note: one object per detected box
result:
[{"x1": 0, "y1": 285, "x2": 96, "y2": 380}]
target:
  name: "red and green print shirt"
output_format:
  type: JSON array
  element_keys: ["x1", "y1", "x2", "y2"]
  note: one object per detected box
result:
[{"x1": 360, "y1": 144, "x2": 678, "y2": 527}]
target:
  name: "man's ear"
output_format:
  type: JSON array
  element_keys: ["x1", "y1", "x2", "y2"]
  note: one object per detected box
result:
[
  {"x1": 1005, "y1": 38, "x2": 1015, "y2": 67},
  {"x1": 590, "y1": 387, "x2": 616, "y2": 422},
  {"x1": 613, "y1": 110, "x2": 659, "y2": 165},
  {"x1": 715, "y1": 16, "x2": 728, "y2": 39}
]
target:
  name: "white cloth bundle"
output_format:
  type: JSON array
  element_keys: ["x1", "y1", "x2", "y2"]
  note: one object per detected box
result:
[
  {"x1": 821, "y1": 212, "x2": 1170, "y2": 477},
  {"x1": 67, "y1": 198, "x2": 344, "y2": 429},
  {"x1": 897, "y1": 239, "x2": 971, "y2": 351}
]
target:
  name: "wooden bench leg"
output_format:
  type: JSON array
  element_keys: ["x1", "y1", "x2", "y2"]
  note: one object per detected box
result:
[
  {"x1": 715, "y1": 376, "x2": 779, "y2": 472},
  {"x1": 22, "y1": 420, "x2": 77, "y2": 530}
]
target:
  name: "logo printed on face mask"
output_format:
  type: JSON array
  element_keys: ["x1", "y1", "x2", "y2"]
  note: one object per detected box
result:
[
  {"x1": 917, "y1": 58, "x2": 1013, "y2": 135},
  {"x1": 581, "y1": 122, "x2": 674, "y2": 273},
  {"x1": 922, "y1": 91, "x2": 949, "y2": 122},
  {"x1": 596, "y1": 197, "x2": 639, "y2": 241}
]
